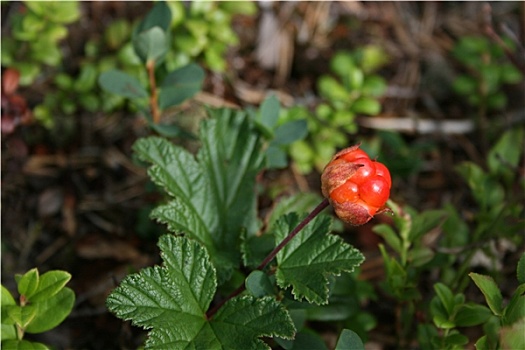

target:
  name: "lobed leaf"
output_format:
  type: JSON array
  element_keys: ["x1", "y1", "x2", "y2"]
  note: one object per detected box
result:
[
  {"x1": 133, "y1": 110, "x2": 264, "y2": 281},
  {"x1": 274, "y1": 213, "x2": 364, "y2": 304},
  {"x1": 108, "y1": 235, "x2": 295, "y2": 349}
]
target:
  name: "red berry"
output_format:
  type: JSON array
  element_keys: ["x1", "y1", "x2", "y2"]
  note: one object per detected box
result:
[{"x1": 320, "y1": 145, "x2": 391, "y2": 225}]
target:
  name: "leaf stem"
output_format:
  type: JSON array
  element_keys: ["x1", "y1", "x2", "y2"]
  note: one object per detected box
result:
[
  {"x1": 146, "y1": 59, "x2": 160, "y2": 124},
  {"x1": 206, "y1": 198, "x2": 330, "y2": 319}
]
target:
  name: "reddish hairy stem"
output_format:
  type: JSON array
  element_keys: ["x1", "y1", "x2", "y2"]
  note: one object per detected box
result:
[
  {"x1": 206, "y1": 198, "x2": 330, "y2": 319},
  {"x1": 146, "y1": 59, "x2": 161, "y2": 124}
]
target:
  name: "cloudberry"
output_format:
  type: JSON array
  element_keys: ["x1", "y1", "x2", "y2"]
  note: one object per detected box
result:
[{"x1": 321, "y1": 145, "x2": 391, "y2": 225}]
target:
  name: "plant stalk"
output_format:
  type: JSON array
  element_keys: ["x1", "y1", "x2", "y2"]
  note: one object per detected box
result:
[
  {"x1": 146, "y1": 59, "x2": 161, "y2": 124},
  {"x1": 206, "y1": 198, "x2": 330, "y2": 319}
]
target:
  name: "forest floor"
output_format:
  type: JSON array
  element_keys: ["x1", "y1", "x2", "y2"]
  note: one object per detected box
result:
[{"x1": 2, "y1": 2, "x2": 524, "y2": 349}]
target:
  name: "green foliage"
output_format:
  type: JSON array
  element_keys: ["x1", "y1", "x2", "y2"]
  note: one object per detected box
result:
[
  {"x1": 107, "y1": 107, "x2": 366, "y2": 348},
  {"x1": 166, "y1": 0, "x2": 257, "y2": 71},
  {"x1": 286, "y1": 47, "x2": 388, "y2": 173},
  {"x1": 97, "y1": 1, "x2": 206, "y2": 137},
  {"x1": 252, "y1": 95, "x2": 308, "y2": 169},
  {"x1": 108, "y1": 235, "x2": 295, "y2": 349},
  {"x1": 1, "y1": 269, "x2": 75, "y2": 349},
  {"x1": 134, "y1": 109, "x2": 263, "y2": 282},
  {"x1": 423, "y1": 256, "x2": 525, "y2": 350},
  {"x1": 452, "y1": 36, "x2": 523, "y2": 111},
  {"x1": 274, "y1": 213, "x2": 364, "y2": 304},
  {"x1": 1, "y1": 1, "x2": 80, "y2": 85}
]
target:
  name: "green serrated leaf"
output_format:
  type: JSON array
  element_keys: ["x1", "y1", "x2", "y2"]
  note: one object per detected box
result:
[
  {"x1": 107, "y1": 236, "x2": 215, "y2": 331},
  {"x1": 208, "y1": 296, "x2": 295, "y2": 349},
  {"x1": 469, "y1": 272, "x2": 503, "y2": 316},
  {"x1": 98, "y1": 70, "x2": 148, "y2": 99},
  {"x1": 159, "y1": 63, "x2": 205, "y2": 109},
  {"x1": 266, "y1": 193, "x2": 322, "y2": 233},
  {"x1": 274, "y1": 214, "x2": 364, "y2": 304},
  {"x1": 28, "y1": 270, "x2": 71, "y2": 302},
  {"x1": 335, "y1": 329, "x2": 365, "y2": 350},
  {"x1": 17, "y1": 268, "x2": 39, "y2": 299},
  {"x1": 25, "y1": 287, "x2": 75, "y2": 334},
  {"x1": 134, "y1": 110, "x2": 264, "y2": 281},
  {"x1": 108, "y1": 235, "x2": 295, "y2": 349}
]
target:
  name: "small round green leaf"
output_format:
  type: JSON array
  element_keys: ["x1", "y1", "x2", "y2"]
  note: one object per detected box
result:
[
  {"x1": 25, "y1": 288, "x2": 75, "y2": 334},
  {"x1": 245, "y1": 271, "x2": 274, "y2": 298},
  {"x1": 335, "y1": 329, "x2": 365, "y2": 350},
  {"x1": 29, "y1": 270, "x2": 71, "y2": 302},
  {"x1": 18, "y1": 268, "x2": 40, "y2": 299},
  {"x1": 98, "y1": 69, "x2": 148, "y2": 99}
]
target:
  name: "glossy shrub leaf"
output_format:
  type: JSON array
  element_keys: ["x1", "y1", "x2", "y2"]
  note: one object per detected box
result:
[
  {"x1": 134, "y1": 110, "x2": 264, "y2": 281},
  {"x1": 503, "y1": 284, "x2": 525, "y2": 325},
  {"x1": 246, "y1": 271, "x2": 274, "y2": 298},
  {"x1": 7, "y1": 305, "x2": 37, "y2": 329},
  {"x1": 433, "y1": 283, "x2": 455, "y2": 317},
  {"x1": 17, "y1": 268, "x2": 39, "y2": 299},
  {"x1": 28, "y1": 270, "x2": 71, "y2": 302},
  {"x1": 135, "y1": 1, "x2": 171, "y2": 34},
  {"x1": 25, "y1": 287, "x2": 75, "y2": 334},
  {"x1": 373, "y1": 224, "x2": 402, "y2": 255},
  {"x1": 517, "y1": 252, "x2": 525, "y2": 284},
  {"x1": 335, "y1": 329, "x2": 365, "y2": 350},
  {"x1": 265, "y1": 145, "x2": 288, "y2": 169},
  {"x1": 1, "y1": 285, "x2": 17, "y2": 341},
  {"x1": 410, "y1": 209, "x2": 446, "y2": 241},
  {"x1": 351, "y1": 96, "x2": 381, "y2": 115},
  {"x1": 98, "y1": 70, "x2": 148, "y2": 99},
  {"x1": 454, "y1": 304, "x2": 492, "y2": 327},
  {"x1": 159, "y1": 63, "x2": 205, "y2": 109},
  {"x1": 107, "y1": 235, "x2": 294, "y2": 349},
  {"x1": 133, "y1": 26, "x2": 169, "y2": 63},
  {"x1": 469, "y1": 272, "x2": 503, "y2": 316},
  {"x1": 274, "y1": 213, "x2": 364, "y2": 304},
  {"x1": 487, "y1": 128, "x2": 524, "y2": 177},
  {"x1": 1, "y1": 340, "x2": 50, "y2": 350},
  {"x1": 257, "y1": 95, "x2": 280, "y2": 136},
  {"x1": 272, "y1": 120, "x2": 308, "y2": 146}
]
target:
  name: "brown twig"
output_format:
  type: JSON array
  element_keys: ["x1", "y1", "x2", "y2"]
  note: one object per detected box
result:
[
  {"x1": 482, "y1": 3, "x2": 525, "y2": 75},
  {"x1": 206, "y1": 198, "x2": 330, "y2": 319},
  {"x1": 146, "y1": 59, "x2": 161, "y2": 124}
]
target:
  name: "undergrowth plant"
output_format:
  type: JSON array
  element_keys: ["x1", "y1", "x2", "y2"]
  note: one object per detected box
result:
[
  {"x1": 105, "y1": 106, "x2": 394, "y2": 348},
  {"x1": 373, "y1": 127, "x2": 524, "y2": 348},
  {"x1": 98, "y1": 1, "x2": 205, "y2": 138},
  {"x1": 1, "y1": 268, "x2": 75, "y2": 349},
  {"x1": 285, "y1": 47, "x2": 388, "y2": 173},
  {"x1": 1, "y1": 1, "x2": 80, "y2": 86}
]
